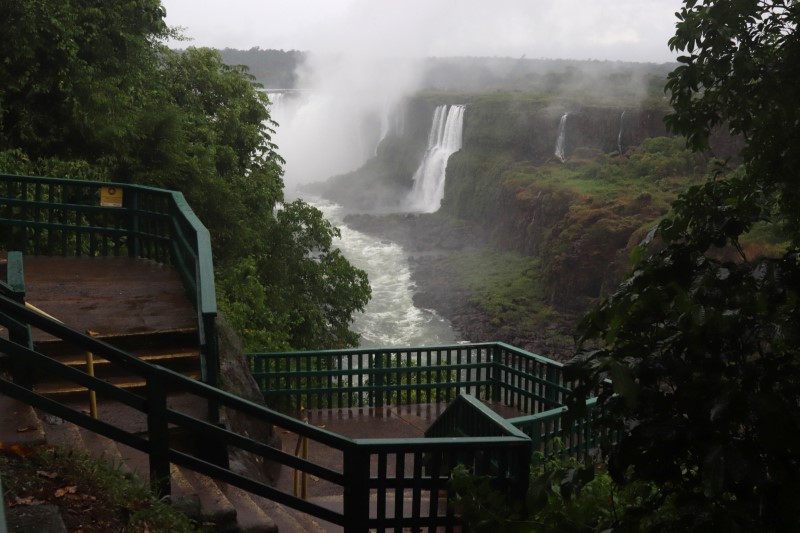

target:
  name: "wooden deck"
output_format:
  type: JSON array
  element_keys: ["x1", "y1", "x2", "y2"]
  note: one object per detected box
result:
[{"x1": 17, "y1": 256, "x2": 196, "y2": 341}]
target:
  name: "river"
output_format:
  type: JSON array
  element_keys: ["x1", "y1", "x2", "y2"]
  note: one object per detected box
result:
[{"x1": 312, "y1": 199, "x2": 459, "y2": 348}]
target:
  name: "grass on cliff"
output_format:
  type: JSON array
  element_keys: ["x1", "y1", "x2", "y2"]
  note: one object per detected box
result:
[
  {"x1": 505, "y1": 136, "x2": 707, "y2": 208},
  {"x1": 447, "y1": 250, "x2": 554, "y2": 332},
  {"x1": 1, "y1": 442, "x2": 201, "y2": 533}
]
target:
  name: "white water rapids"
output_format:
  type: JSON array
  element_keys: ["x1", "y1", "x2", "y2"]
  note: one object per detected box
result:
[
  {"x1": 313, "y1": 199, "x2": 459, "y2": 348},
  {"x1": 268, "y1": 93, "x2": 460, "y2": 347}
]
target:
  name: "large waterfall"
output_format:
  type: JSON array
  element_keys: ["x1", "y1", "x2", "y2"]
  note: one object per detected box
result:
[
  {"x1": 554, "y1": 112, "x2": 568, "y2": 162},
  {"x1": 268, "y1": 95, "x2": 459, "y2": 347},
  {"x1": 406, "y1": 104, "x2": 465, "y2": 213}
]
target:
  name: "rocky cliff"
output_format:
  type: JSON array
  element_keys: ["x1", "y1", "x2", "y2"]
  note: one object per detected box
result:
[{"x1": 316, "y1": 92, "x2": 732, "y2": 358}]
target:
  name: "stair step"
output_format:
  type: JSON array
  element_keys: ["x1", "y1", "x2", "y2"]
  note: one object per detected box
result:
[
  {"x1": 51, "y1": 347, "x2": 199, "y2": 367},
  {"x1": 218, "y1": 482, "x2": 278, "y2": 533},
  {"x1": 0, "y1": 394, "x2": 46, "y2": 446},
  {"x1": 181, "y1": 467, "x2": 238, "y2": 531},
  {"x1": 169, "y1": 464, "x2": 202, "y2": 519},
  {"x1": 33, "y1": 370, "x2": 202, "y2": 398},
  {"x1": 34, "y1": 328, "x2": 199, "y2": 358},
  {"x1": 28, "y1": 395, "x2": 286, "y2": 533},
  {"x1": 256, "y1": 495, "x2": 331, "y2": 533},
  {"x1": 78, "y1": 428, "x2": 134, "y2": 478},
  {"x1": 40, "y1": 350, "x2": 201, "y2": 380}
]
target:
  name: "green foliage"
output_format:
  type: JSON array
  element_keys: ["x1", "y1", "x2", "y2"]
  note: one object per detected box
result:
[
  {"x1": 0, "y1": 1, "x2": 371, "y2": 351},
  {"x1": 450, "y1": 448, "x2": 663, "y2": 532},
  {"x1": 565, "y1": 1, "x2": 800, "y2": 530},
  {"x1": 0, "y1": 445, "x2": 199, "y2": 532},
  {"x1": 220, "y1": 200, "x2": 370, "y2": 351},
  {"x1": 448, "y1": 250, "x2": 553, "y2": 332}
]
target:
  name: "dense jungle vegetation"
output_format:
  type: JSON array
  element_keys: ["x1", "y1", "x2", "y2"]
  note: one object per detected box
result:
[
  {"x1": 0, "y1": 0, "x2": 370, "y2": 351},
  {"x1": 449, "y1": 1, "x2": 800, "y2": 531}
]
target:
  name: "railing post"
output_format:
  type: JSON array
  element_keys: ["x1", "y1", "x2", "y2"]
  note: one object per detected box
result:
[
  {"x1": 342, "y1": 447, "x2": 370, "y2": 533},
  {"x1": 6, "y1": 251, "x2": 34, "y2": 389},
  {"x1": 373, "y1": 352, "x2": 384, "y2": 410},
  {"x1": 545, "y1": 364, "x2": 560, "y2": 408},
  {"x1": 490, "y1": 344, "x2": 502, "y2": 402},
  {"x1": 0, "y1": 472, "x2": 8, "y2": 533},
  {"x1": 128, "y1": 188, "x2": 141, "y2": 258},
  {"x1": 201, "y1": 312, "x2": 221, "y2": 425},
  {"x1": 146, "y1": 368, "x2": 171, "y2": 498}
]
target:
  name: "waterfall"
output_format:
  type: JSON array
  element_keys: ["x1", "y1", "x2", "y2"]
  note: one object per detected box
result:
[
  {"x1": 314, "y1": 199, "x2": 458, "y2": 347},
  {"x1": 617, "y1": 110, "x2": 626, "y2": 154},
  {"x1": 374, "y1": 101, "x2": 405, "y2": 155},
  {"x1": 406, "y1": 104, "x2": 465, "y2": 212},
  {"x1": 268, "y1": 91, "x2": 284, "y2": 109},
  {"x1": 554, "y1": 113, "x2": 568, "y2": 162}
]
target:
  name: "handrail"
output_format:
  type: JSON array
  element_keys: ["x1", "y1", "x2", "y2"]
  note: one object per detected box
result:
[
  {"x1": 249, "y1": 342, "x2": 569, "y2": 415},
  {"x1": 249, "y1": 344, "x2": 610, "y2": 466},
  {"x1": 0, "y1": 173, "x2": 218, "y2": 391},
  {"x1": 0, "y1": 292, "x2": 537, "y2": 530},
  {"x1": 0, "y1": 472, "x2": 7, "y2": 533}
]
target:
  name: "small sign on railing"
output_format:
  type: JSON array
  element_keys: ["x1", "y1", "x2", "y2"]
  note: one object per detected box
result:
[{"x1": 100, "y1": 186, "x2": 123, "y2": 207}]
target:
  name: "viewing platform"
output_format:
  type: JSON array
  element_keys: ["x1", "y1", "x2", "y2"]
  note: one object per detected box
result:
[{"x1": 15, "y1": 255, "x2": 196, "y2": 341}]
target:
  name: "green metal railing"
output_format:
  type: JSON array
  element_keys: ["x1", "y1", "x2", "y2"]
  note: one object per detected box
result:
[
  {"x1": 0, "y1": 472, "x2": 7, "y2": 533},
  {"x1": 0, "y1": 173, "x2": 218, "y2": 389},
  {"x1": 0, "y1": 292, "x2": 532, "y2": 531},
  {"x1": 0, "y1": 174, "x2": 607, "y2": 530},
  {"x1": 250, "y1": 343, "x2": 570, "y2": 415},
  {"x1": 249, "y1": 345, "x2": 606, "y2": 461}
]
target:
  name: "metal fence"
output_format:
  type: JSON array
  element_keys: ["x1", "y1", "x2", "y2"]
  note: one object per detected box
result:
[{"x1": 0, "y1": 173, "x2": 218, "y2": 388}]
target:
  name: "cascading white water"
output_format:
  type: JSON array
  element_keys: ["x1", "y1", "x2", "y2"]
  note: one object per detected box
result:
[
  {"x1": 554, "y1": 112, "x2": 569, "y2": 162},
  {"x1": 268, "y1": 91, "x2": 284, "y2": 110},
  {"x1": 406, "y1": 104, "x2": 465, "y2": 213},
  {"x1": 313, "y1": 199, "x2": 458, "y2": 348},
  {"x1": 269, "y1": 95, "x2": 459, "y2": 347},
  {"x1": 374, "y1": 102, "x2": 407, "y2": 155},
  {"x1": 617, "y1": 110, "x2": 626, "y2": 154}
]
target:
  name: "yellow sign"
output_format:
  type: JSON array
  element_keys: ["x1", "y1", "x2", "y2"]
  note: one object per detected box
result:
[{"x1": 100, "y1": 186, "x2": 123, "y2": 207}]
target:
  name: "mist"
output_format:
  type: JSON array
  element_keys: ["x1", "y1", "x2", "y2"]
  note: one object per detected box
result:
[
  {"x1": 256, "y1": 0, "x2": 679, "y2": 195},
  {"x1": 272, "y1": 53, "x2": 422, "y2": 195}
]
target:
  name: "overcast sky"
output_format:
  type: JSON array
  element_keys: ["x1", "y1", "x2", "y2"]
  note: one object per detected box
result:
[{"x1": 161, "y1": 0, "x2": 683, "y2": 63}]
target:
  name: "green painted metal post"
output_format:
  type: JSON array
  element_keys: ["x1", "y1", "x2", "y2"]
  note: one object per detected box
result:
[
  {"x1": 146, "y1": 370, "x2": 171, "y2": 499},
  {"x1": 374, "y1": 352, "x2": 384, "y2": 409},
  {"x1": 545, "y1": 364, "x2": 560, "y2": 408},
  {"x1": 490, "y1": 344, "x2": 502, "y2": 402},
  {"x1": 128, "y1": 188, "x2": 141, "y2": 258},
  {"x1": 202, "y1": 313, "x2": 221, "y2": 424},
  {"x1": 6, "y1": 251, "x2": 33, "y2": 389},
  {"x1": 0, "y1": 473, "x2": 7, "y2": 533},
  {"x1": 342, "y1": 449, "x2": 370, "y2": 533}
]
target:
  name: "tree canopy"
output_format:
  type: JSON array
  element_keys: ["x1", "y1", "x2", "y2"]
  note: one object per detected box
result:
[
  {"x1": 566, "y1": 1, "x2": 800, "y2": 530},
  {"x1": 0, "y1": 0, "x2": 370, "y2": 351}
]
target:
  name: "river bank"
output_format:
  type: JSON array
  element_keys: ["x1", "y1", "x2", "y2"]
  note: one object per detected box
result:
[{"x1": 343, "y1": 212, "x2": 580, "y2": 361}]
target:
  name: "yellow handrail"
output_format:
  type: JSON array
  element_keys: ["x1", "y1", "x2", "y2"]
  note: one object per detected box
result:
[
  {"x1": 24, "y1": 302, "x2": 99, "y2": 419},
  {"x1": 85, "y1": 330, "x2": 99, "y2": 419}
]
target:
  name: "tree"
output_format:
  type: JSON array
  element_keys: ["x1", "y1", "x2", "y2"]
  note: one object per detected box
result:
[
  {"x1": 0, "y1": 0, "x2": 171, "y2": 159},
  {"x1": 566, "y1": 1, "x2": 800, "y2": 530},
  {"x1": 219, "y1": 200, "x2": 371, "y2": 351},
  {"x1": 0, "y1": 0, "x2": 371, "y2": 352}
]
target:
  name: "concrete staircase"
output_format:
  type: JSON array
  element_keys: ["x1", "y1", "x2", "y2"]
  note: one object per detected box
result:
[
  {"x1": 31, "y1": 328, "x2": 202, "y2": 399},
  {"x1": 1, "y1": 393, "x2": 334, "y2": 532}
]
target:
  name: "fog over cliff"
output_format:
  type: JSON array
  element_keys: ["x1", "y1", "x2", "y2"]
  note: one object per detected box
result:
[{"x1": 233, "y1": 0, "x2": 680, "y2": 193}]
